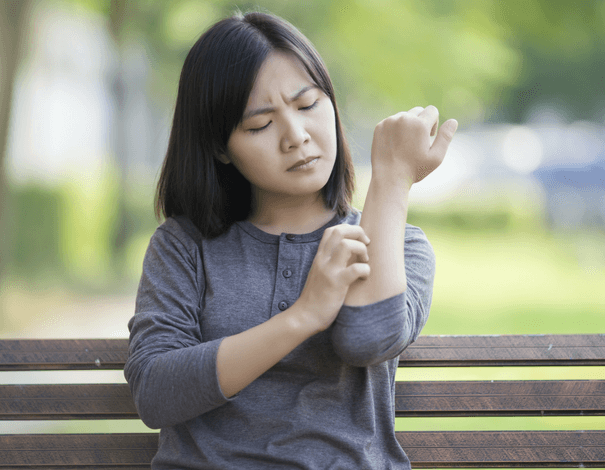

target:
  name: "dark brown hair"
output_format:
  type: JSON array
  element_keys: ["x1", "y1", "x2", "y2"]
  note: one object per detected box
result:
[{"x1": 156, "y1": 11, "x2": 355, "y2": 238}]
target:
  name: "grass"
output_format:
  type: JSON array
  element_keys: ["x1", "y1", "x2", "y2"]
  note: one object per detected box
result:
[{"x1": 425, "y1": 228, "x2": 605, "y2": 336}]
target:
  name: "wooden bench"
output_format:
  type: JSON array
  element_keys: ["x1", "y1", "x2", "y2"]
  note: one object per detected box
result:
[{"x1": 1, "y1": 334, "x2": 604, "y2": 468}]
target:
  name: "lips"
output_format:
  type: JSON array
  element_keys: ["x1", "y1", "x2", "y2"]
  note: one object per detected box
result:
[{"x1": 287, "y1": 156, "x2": 318, "y2": 171}]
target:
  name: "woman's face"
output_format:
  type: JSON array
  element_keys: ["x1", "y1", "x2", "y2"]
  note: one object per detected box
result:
[{"x1": 223, "y1": 52, "x2": 337, "y2": 206}]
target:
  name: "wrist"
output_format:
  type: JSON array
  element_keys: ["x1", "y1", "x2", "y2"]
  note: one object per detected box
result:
[
  {"x1": 367, "y1": 173, "x2": 413, "y2": 204},
  {"x1": 370, "y1": 164, "x2": 415, "y2": 190},
  {"x1": 285, "y1": 301, "x2": 323, "y2": 338}
]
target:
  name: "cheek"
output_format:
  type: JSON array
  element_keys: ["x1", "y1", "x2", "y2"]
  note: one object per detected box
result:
[
  {"x1": 322, "y1": 108, "x2": 338, "y2": 157},
  {"x1": 226, "y1": 140, "x2": 270, "y2": 185}
]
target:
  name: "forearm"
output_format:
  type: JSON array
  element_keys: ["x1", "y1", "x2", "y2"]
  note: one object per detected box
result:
[
  {"x1": 216, "y1": 302, "x2": 316, "y2": 398},
  {"x1": 344, "y1": 174, "x2": 411, "y2": 306}
]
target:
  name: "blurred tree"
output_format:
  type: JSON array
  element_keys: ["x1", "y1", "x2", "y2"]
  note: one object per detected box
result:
[
  {"x1": 111, "y1": 0, "x2": 524, "y2": 125},
  {"x1": 3, "y1": 0, "x2": 604, "y2": 290},
  {"x1": 108, "y1": 0, "x2": 130, "y2": 262},
  {"x1": 491, "y1": 0, "x2": 605, "y2": 122},
  {"x1": 0, "y1": 0, "x2": 31, "y2": 285}
]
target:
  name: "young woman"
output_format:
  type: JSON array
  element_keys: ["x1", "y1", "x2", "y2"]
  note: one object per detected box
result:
[{"x1": 124, "y1": 10, "x2": 457, "y2": 470}]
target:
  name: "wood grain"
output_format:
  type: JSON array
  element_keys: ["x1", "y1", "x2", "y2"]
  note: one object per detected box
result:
[
  {"x1": 399, "y1": 334, "x2": 605, "y2": 367},
  {"x1": 2, "y1": 335, "x2": 603, "y2": 370},
  {"x1": 0, "y1": 339, "x2": 128, "y2": 370},
  {"x1": 395, "y1": 380, "x2": 605, "y2": 416},
  {"x1": 3, "y1": 381, "x2": 603, "y2": 420},
  {"x1": 0, "y1": 384, "x2": 138, "y2": 419},
  {"x1": 1, "y1": 432, "x2": 604, "y2": 467},
  {"x1": 0, "y1": 433, "x2": 158, "y2": 467},
  {"x1": 398, "y1": 431, "x2": 605, "y2": 467}
]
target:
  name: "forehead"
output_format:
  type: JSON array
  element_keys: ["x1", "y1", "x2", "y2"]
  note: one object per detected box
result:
[{"x1": 247, "y1": 52, "x2": 316, "y2": 104}]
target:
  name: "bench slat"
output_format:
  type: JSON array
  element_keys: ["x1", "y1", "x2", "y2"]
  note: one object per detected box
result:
[
  {"x1": 395, "y1": 380, "x2": 605, "y2": 417},
  {"x1": 2, "y1": 335, "x2": 604, "y2": 370},
  {"x1": 0, "y1": 384, "x2": 138, "y2": 420},
  {"x1": 397, "y1": 431, "x2": 605, "y2": 467},
  {"x1": 3, "y1": 381, "x2": 604, "y2": 420},
  {"x1": 0, "y1": 339, "x2": 128, "y2": 371},
  {"x1": 0, "y1": 433, "x2": 157, "y2": 467},
  {"x1": 1, "y1": 432, "x2": 603, "y2": 467},
  {"x1": 399, "y1": 334, "x2": 605, "y2": 367}
]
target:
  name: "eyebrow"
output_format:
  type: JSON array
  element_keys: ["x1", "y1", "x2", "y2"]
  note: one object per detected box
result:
[{"x1": 242, "y1": 85, "x2": 318, "y2": 121}]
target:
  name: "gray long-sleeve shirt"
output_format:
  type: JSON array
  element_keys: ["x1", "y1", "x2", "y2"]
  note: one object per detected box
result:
[{"x1": 124, "y1": 210, "x2": 435, "y2": 469}]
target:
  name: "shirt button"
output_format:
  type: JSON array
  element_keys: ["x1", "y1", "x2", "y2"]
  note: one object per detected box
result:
[
  {"x1": 278, "y1": 301, "x2": 288, "y2": 311},
  {"x1": 282, "y1": 269, "x2": 292, "y2": 278},
  {"x1": 285, "y1": 234, "x2": 296, "y2": 241}
]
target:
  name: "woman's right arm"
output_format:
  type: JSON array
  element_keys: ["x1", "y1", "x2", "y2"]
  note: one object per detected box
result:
[
  {"x1": 124, "y1": 226, "x2": 225, "y2": 429},
  {"x1": 125, "y1": 222, "x2": 370, "y2": 428}
]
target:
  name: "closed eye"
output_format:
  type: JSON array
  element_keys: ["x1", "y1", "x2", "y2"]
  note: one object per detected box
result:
[
  {"x1": 248, "y1": 122, "x2": 271, "y2": 134},
  {"x1": 247, "y1": 100, "x2": 318, "y2": 133},
  {"x1": 300, "y1": 100, "x2": 319, "y2": 111}
]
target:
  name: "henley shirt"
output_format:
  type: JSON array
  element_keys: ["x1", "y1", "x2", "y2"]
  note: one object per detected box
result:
[{"x1": 124, "y1": 210, "x2": 435, "y2": 469}]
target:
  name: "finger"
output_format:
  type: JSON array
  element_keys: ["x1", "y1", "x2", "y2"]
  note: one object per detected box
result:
[
  {"x1": 407, "y1": 106, "x2": 424, "y2": 116},
  {"x1": 429, "y1": 119, "x2": 458, "y2": 159},
  {"x1": 342, "y1": 262, "x2": 371, "y2": 284},
  {"x1": 331, "y1": 238, "x2": 370, "y2": 266},
  {"x1": 418, "y1": 105, "x2": 439, "y2": 136},
  {"x1": 319, "y1": 224, "x2": 370, "y2": 254}
]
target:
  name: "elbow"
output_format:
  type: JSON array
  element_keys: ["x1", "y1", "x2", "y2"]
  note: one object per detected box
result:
[
  {"x1": 133, "y1": 394, "x2": 164, "y2": 430},
  {"x1": 331, "y1": 341, "x2": 385, "y2": 367},
  {"x1": 331, "y1": 312, "x2": 415, "y2": 367},
  {"x1": 129, "y1": 378, "x2": 184, "y2": 429},
  {"x1": 330, "y1": 336, "x2": 373, "y2": 367},
  {"x1": 124, "y1": 358, "x2": 168, "y2": 429}
]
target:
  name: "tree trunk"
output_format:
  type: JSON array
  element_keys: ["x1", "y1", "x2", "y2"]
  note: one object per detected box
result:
[
  {"x1": 0, "y1": 0, "x2": 30, "y2": 283},
  {"x1": 108, "y1": 0, "x2": 129, "y2": 267}
]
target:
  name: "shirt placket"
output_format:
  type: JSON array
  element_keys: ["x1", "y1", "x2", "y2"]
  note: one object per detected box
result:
[{"x1": 271, "y1": 233, "x2": 303, "y2": 317}]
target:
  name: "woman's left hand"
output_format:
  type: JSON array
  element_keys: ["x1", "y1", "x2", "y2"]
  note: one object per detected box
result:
[{"x1": 370, "y1": 105, "x2": 457, "y2": 186}]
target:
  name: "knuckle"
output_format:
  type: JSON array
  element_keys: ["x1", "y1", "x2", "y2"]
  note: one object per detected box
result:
[
  {"x1": 337, "y1": 238, "x2": 354, "y2": 253},
  {"x1": 330, "y1": 224, "x2": 346, "y2": 235},
  {"x1": 442, "y1": 128, "x2": 454, "y2": 142}
]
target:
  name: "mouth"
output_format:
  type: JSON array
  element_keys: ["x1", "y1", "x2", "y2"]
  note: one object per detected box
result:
[{"x1": 287, "y1": 157, "x2": 319, "y2": 172}]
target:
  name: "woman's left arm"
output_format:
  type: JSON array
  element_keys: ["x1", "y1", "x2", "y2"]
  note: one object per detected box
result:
[{"x1": 332, "y1": 106, "x2": 457, "y2": 366}]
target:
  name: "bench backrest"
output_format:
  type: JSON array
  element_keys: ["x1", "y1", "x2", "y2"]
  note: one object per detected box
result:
[{"x1": 1, "y1": 334, "x2": 604, "y2": 468}]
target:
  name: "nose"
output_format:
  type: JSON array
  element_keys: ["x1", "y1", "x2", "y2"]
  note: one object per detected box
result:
[{"x1": 280, "y1": 114, "x2": 310, "y2": 152}]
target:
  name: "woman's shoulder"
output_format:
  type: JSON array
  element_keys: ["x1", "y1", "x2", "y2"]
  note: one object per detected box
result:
[{"x1": 148, "y1": 216, "x2": 204, "y2": 257}]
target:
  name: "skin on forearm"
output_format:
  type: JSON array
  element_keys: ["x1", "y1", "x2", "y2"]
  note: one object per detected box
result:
[
  {"x1": 344, "y1": 174, "x2": 411, "y2": 306},
  {"x1": 216, "y1": 302, "x2": 317, "y2": 398}
]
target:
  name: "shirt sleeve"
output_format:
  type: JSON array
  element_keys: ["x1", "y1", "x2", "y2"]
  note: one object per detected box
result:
[
  {"x1": 330, "y1": 224, "x2": 435, "y2": 367},
  {"x1": 123, "y1": 222, "x2": 232, "y2": 429}
]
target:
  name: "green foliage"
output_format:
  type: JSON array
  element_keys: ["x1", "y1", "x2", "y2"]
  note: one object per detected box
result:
[
  {"x1": 490, "y1": 0, "x2": 605, "y2": 122},
  {"x1": 7, "y1": 168, "x2": 158, "y2": 292},
  {"x1": 408, "y1": 208, "x2": 513, "y2": 233},
  {"x1": 65, "y1": 0, "x2": 605, "y2": 124},
  {"x1": 9, "y1": 184, "x2": 64, "y2": 278}
]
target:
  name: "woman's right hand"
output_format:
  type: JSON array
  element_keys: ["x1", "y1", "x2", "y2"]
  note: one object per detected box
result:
[{"x1": 294, "y1": 224, "x2": 371, "y2": 334}]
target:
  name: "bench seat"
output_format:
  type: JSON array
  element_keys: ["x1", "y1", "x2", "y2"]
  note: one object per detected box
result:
[{"x1": 1, "y1": 334, "x2": 604, "y2": 468}]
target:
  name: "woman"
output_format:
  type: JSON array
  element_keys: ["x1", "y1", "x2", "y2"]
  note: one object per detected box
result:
[{"x1": 124, "y1": 10, "x2": 457, "y2": 469}]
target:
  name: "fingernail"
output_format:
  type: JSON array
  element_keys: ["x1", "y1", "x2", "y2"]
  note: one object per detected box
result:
[{"x1": 448, "y1": 119, "x2": 458, "y2": 132}]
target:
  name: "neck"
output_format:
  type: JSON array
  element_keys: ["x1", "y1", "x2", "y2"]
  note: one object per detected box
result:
[{"x1": 249, "y1": 191, "x2": 337, "y2": 235}]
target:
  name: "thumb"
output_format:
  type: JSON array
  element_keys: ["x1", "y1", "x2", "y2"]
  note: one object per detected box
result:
[{"x1": 430, "y1": 119, "x2": 458, "y2": 158}]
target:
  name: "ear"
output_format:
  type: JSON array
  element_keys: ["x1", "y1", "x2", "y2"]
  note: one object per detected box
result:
[{"x1": 217, "y1": 153, "x2": 231, "y2": 165}]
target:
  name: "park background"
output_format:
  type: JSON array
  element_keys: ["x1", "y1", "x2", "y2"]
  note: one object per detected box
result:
[{"x1": 1, "y1": 0, "x2": 604, "y2": 444}]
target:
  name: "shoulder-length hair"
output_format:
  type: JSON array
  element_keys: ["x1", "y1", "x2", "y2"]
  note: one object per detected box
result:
[{"x1": 156, "y1": 11, "x2": 355, "y2": 238}]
